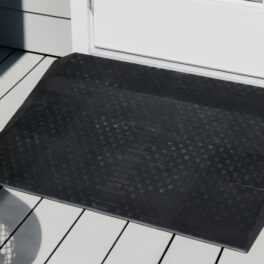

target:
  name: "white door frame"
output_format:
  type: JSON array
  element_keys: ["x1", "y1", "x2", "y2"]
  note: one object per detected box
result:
[{"x1": 70, "y1": 0, "x2": 264, "y2": 88}]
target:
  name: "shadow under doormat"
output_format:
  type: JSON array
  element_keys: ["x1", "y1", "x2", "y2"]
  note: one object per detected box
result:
[{"x1": 1, "y1": 53, "x2": 264, "y2": 252}]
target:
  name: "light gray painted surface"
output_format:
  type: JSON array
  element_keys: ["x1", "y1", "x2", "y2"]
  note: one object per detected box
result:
[
  {"x1": 0, "y1": 51, "x2": 43, "y2": 98},
  {"x1": 161, "y1": 236, "x2": 221, "y2": 264},
  {"x1": 0, "y1": 56, "x2": 57, "y2": 131},
  {"x1": 0, "y1": 188, "x2": 41, "y2": 248},
  {"x1": 219, "y1": 229, "x2": 264, "y2": 264},
  {"x1": 0, "y1": 0, "x2": 71, "y2": 18},
  {"x1": 104, "y1": 223, "x2": 172, "y2": 264},
  {"x1": 0, "y1": 8, "x2": 72, "y2": 56},
  {"x1": 0, "y1": 199, "x2": 82, "y2": 264},
  {"x1": 48, "y1": 211, "x2": 126, "y2": 264}
]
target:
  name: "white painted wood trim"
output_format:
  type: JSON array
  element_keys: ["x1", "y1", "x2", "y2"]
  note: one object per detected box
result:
[
  {"x1": 70, "y1": 0, "x2": 264, "y2": 88},
  {"x1": 93, "y1": 0, "x2": 264, "y2": 78},
  {"x1": 70, "y1": 0, "x2": 91, "y2": 54},
  {"x1": 90, "y1": 47, "x2": 264, "y2": 89}
]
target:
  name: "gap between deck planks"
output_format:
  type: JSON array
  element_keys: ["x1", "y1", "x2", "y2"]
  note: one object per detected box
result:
[
  {"x1": 2, "y1": 186, "x2": 263, "y2": 264},
  {"x1": 0, "y1": 49, "x2": 264, "y2": 264},
  {"x1": 0, "y1": 50, "x2": 44, "y2": 99},
  {"x1": 0, "y1": 54, "x2": 56, "y2": 131},
  {"x1": 0, "y1": 188, "x2": 41, "y2": 249}
]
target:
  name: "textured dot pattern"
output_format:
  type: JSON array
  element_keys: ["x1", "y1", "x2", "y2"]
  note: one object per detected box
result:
[{"x1": 1, "y1": 53, "x2": 264, "y2": 252}]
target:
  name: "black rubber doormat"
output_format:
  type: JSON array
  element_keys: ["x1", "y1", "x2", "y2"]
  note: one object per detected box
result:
[{"x1": 1, "y1": 53, "x2": 264, "y2": 252}]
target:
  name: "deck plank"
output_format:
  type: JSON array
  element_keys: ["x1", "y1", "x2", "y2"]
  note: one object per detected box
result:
[
  {"x1": 219, "y1": 229, "x2": 264, "y2": 264},
  {"x1": 0, "y1": 47, "x2": 12, "y2": 64},
  {"x1": 0, "y1": 199, "x2": 82, "y2": 264},
  {"x1": 0, "y1": 188, "x2": 40, "y2": 248},
  {"x1": 47, "y1": 210, "x2": 127, "y2": 264},
  {"x1": 0, "y1": 50, "x2": 43, "y2": 98},
  {"x1": 0, "y1": 56, "x2": 56, "y2": 131},
  {"x1": 104, "y1": 223, "x2": 172, "y2": 264},
  {"x1": 161, "y1": 235, "x2": 221, "y2": 264}
]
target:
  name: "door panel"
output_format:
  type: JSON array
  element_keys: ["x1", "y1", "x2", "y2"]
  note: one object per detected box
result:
[{"x1": 94, "y1": 0, "x2": 264, "y2": 78}]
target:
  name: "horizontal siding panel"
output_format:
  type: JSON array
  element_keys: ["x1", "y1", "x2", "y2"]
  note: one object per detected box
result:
[
  {"x1": 0, "y1": 8, "x2": 72, "y2": 56},
  {"x1": 0, "y1": 0, "x2": 71, "y2": 18}
]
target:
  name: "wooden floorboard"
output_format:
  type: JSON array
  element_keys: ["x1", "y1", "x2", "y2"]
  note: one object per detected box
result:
[
  {"x1": 0, "y1": 56, "x2": 56, "y2": 131},
  {"x1": 161, "y1": 235, "x2": 221, "y2": 264},
  {"x1": 103, "y1": 222, "x2": 172, "y2": 264},
  {"x1": 0, "y1": 199, "x2": 82, "y2": 264},
  {"x1": 0, "y1": 50, "x2": 43, "y2": 99},
  {"x1": 47, "y1": 210, "x2": 127, "y2": 264},
  {"x1": 219, "y1": 228, "x2": 264, "y2": 264},
  {"x1": 0, "y1": 188, "x2": 41, "y2": 248}
]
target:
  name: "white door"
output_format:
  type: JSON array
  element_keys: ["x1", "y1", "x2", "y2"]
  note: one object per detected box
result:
[{"x1": 93, "y1": 0, "x2": 264, "y2": 78}]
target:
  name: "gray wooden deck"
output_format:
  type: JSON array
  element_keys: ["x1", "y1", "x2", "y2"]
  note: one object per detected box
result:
[{"x1": 0, "y1": 47, "x2": 263, "y2": 264}]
